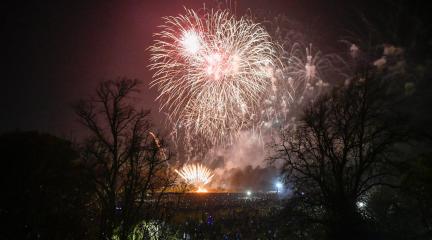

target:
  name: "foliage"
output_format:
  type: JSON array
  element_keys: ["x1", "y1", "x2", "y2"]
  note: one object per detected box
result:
[{"x1": 112, "y1": 220, "x2": 180, "y2": 240}]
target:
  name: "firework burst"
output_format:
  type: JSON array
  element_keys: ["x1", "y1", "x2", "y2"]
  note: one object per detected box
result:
[
  {"x1": 149, "y1": 8, "x2": 279, "y2": 144},
  {"x1": 175, "y1": 163, "x2": 214, "y2": 192}
]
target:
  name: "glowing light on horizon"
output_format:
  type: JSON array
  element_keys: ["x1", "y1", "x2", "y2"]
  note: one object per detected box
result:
[
  {"x1": 275, "y1": 181, "x2": 283, "y2": 194},
  {"x1": 175, "y1": 163, "x2": 214, "y2": 192},
  {"x1": 275, "y1": 181, "x2": 283, "y2": 189},
  {"x1": 196, "y1": 187, "x2": 209, "y2": 193}
]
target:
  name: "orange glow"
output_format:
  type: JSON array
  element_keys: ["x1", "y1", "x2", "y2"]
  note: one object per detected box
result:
[{"x1": 196, "y1": 187, "x2": 209, "y2": 193}]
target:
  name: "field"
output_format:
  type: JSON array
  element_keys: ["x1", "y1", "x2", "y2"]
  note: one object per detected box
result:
[{"x1": 159, "y1": 192, "x2": 285, "y2": 239}]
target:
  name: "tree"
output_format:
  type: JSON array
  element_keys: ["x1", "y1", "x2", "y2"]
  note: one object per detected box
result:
[
  {"x1": 366, "y1": 152, "x2": 432, "y2": 240},
  {"x1": 0, "y1": 131, "x2": 93, "y2": 240},
  {"x1": 269, "y1": 78, "x2": 407, "y2": 239},
  {"x1": 74, "y1": 78, "x2": 174, "y2": 240}
]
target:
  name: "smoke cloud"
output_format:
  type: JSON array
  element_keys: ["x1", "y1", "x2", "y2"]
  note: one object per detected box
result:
[{"x1": 205, "y1": 131, "x2": 281, "y2": 192}]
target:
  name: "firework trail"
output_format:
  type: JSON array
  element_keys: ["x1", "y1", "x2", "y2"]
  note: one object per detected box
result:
[
  {"x1": 149, "y1": 8, "x2": 279, "y2": 145},
  {"x1": 149, "y1": 131, "x2": 168, "y2": 162}
]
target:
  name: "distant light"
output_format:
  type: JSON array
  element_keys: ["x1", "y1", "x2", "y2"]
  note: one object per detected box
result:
[
  {"x1": 356, "y1": 201, "x2": 366, "y2": 208},
  {"x1": 275, "y1": 182, "x2": 283, "y2": 189},
  {"x1": 196, "y1": 187, "x2": 208, "y2": 193},
  {"x1": 246, "y1": 190, "x2": 252, "y2": 196}
]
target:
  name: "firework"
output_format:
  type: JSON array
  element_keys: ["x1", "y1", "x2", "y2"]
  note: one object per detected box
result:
[
  {"x1": 286, "y1": 43, "x2": 331, "y2": 92},
  {"x1": 149, "y1": 8, "x2": 279, "y2": 144},
  {"x1": 175, "y1": 163, "x2": 214, "y2": 192},
  {"x1": 149, "y1": 131, "x2": 168, "y2": 163},
  {"x1": 256, "y1": 41, "x2": 342, "y2": 135}
]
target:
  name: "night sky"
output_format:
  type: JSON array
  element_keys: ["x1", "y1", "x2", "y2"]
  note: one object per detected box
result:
[
  {"x1": 3, "y1": 0, "x2": 376, "y2": 137},
  {"x1": 0, "y1": 0, "x2": 364, "y2": 136}
]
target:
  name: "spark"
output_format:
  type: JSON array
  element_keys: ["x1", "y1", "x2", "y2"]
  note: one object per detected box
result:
[
  {"x1": 149, "y1": 8, "x2": 279, "y2": 145},
  {"x1": 175, "y1": 163, "x2": 214, "y2": 192}
]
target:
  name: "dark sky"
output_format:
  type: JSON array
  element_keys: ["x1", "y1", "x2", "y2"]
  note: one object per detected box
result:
[{"x1": 0, "y1": 0, "x2": 397, "y2": 137}]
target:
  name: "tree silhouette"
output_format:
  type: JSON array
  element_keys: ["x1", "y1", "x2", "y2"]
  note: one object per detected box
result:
[
  {"x1": 269, "y1": 78, "x2": 407, "y2": 239},
  {"x1": 74, "y1": 78, "x2": 174, "y2": 240},
  {"x1": 366, "y1": 152, "x2": 432, "y2": 239}
]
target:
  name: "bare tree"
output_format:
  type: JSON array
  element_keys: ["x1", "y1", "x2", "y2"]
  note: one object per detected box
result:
[
  {"x1": 74, "y1": 78, "x2": 174, "y2": 240},
  {"x1": 269, "y1": 78, "x2": 406, "y2": 239}
]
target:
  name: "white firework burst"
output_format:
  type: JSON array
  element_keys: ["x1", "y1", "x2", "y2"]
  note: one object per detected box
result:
[
  {"x1": 149, "y1": 8, "x2": 279, "y2": 145},
  {"x1": 175, "y1": 163, "x2": 214, "y2": 191}
]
